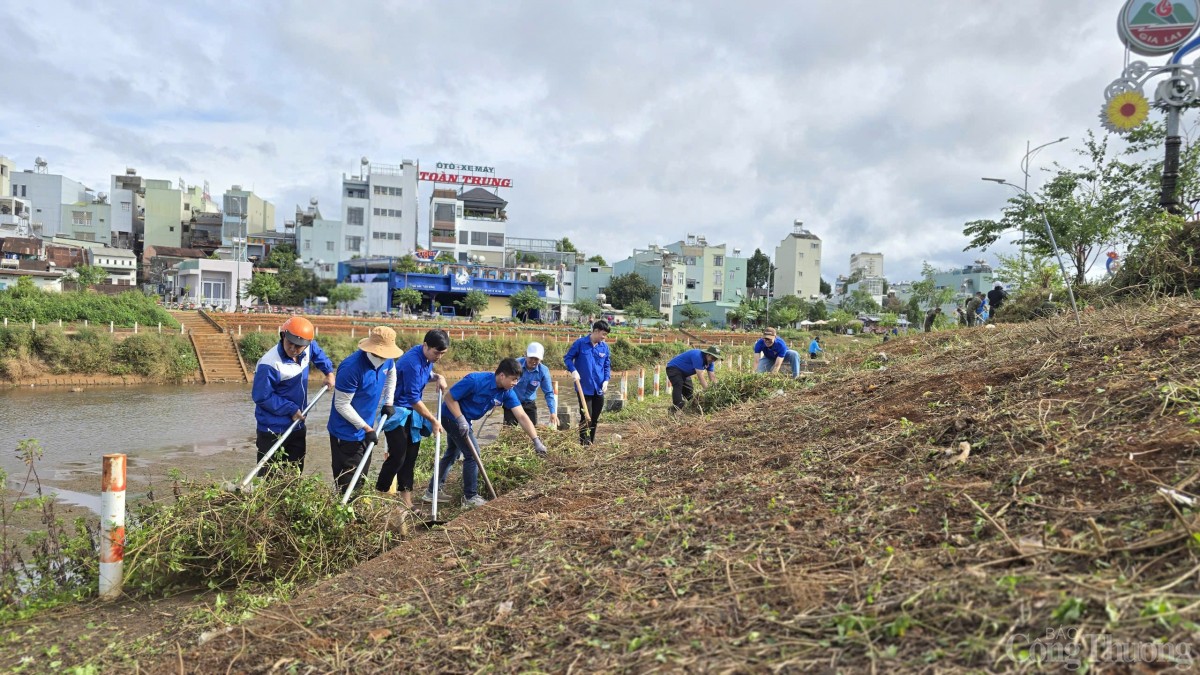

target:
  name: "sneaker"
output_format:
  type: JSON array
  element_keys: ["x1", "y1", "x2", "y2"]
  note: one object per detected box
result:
[
  {"x1": 461, "y1": 495, "x2": 488, "y2": 509},
  {"x1": 421, "y1": 489, "x2": 452, "y2": 503}
]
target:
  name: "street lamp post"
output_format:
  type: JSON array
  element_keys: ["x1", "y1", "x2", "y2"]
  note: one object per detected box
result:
[
  {"x1": 982, "y1": 178, "x2": 1081, "y2": 327},
  {"x1": 1018, "y1": 137, "x2": 1069, "y2": 286}
]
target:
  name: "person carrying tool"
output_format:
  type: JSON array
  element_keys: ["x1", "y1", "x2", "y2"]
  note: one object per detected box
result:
[
  {"x1": 665, "y1": 345, "x2": 721, "y2": 412},
  {"x1": 376, "y1": 329, "x2": 449, "y2": 508},
  {"x1": 965, "y1": 293, "x2": 983, "y2": 327},
  {"x1": 505, "y1": 341, "x2": 557, "y2": 428},
  {"x1": 327, "y1": 326, "x2": 400, "y2": 494},
  {"x1": 427, "y1": 357, "x2": 547, "y2": 508},
  {"x1": 564, "y1": 320, "x2": 611, "y2": 446},
  {"x1": 753, "y1": 327, "x2": 801, "y2": 378},
  {"x1": 250, "y1": 316, "x2": 335, "y2": 477}
]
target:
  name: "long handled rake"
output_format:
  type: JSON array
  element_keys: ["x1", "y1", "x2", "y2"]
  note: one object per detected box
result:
[
  {"x1": 229, "y1": 385, "x2": 329, "y2": 493},
  {"x1": 340, "y1": 413, "x2": 388, "y2": 506}
]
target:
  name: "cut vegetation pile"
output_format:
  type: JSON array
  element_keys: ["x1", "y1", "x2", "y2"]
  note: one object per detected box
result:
[{"x1": 40, "y1": 300, "x2": 1200, "y2": 671}]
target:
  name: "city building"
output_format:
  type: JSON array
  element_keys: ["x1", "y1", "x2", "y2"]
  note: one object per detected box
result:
[
  {"x1": 850, "y1": 252, "x2": 884, "y2": 279},
  {"x1": 338, "y1": 258, "x2": 547, "y2": 318},
  {"x1": 612, "y1": 245, "x2": 688, "y2": 318},
  {"x1": 142, "y1": 179, "x2": 188, "y2": 249},
  {"x1": 293, "y1": 200, "x2": 343, "y2": 280},
  {"x1": 110, "y1": 169, "x2": 145, "y2": 251},
  {"x1": 60, "y1": 195, "x2": 112, "y2": 244},
  {"x1": 341, "y1": 159, "x2": 419, "y2": 260},
  {"x1": 144, "y1": 245, "x2": 209, "y2": 293},
  {"x1": 670, "y1": 300, "x2": 741, "y2": 328},
  {"x1": 0, "y1": 266, "x2": 65, "y2": 292},
  {"x1": 0, "y1": 195, "x2": 33, "y2": 238},
  {"x1": 89, "y1": 246, "x2": 137, "y2": 285},
  {"x1": 773, "y1": 220, "x2": 822, "y2": 300},
  {"x1": 428, "y1": 187, "x2": 508, "y2": 265},
  {"x1": 663, "y1": 234, "x2": 748, "y2": 304},
  {"x1": 9, "y1": 160, "x2": 90, "y2": 239},
  {"x1": 222, "y1": 185, "x2": 276, "y2": 251},
  {"x1": 171, "y1": 258, "x2": 254, "y2": 310},
  {"x1": 574, "y1": 262, "x2": 613, "y2": 305},
  {"x1": 0, "y1": 156, "x2": 13, "y2": 198}
]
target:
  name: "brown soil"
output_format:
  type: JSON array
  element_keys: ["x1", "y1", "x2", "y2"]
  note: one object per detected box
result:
[{"x1": 10, "y1": 300, "x2": 1200, "y2": 672}]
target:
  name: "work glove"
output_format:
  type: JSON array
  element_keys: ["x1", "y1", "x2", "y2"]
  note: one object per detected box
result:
[
  {"x1": 381, "y1": 404, "x2": 395, "y2": 418},
  {"x1": 533, "y1": 437, "x2": 547, "y2": 457},
  {"x1": 363, "y1": 429, "x2": 378, "y2": 445},
  {"x1": 454, "y1": 415, "x2": 471, "y2": 438},
  {"x1": 600, "y1": 381, "x2": 609, "y2": 395},
  {"x1": 571, "y1": 370, "x2": 581, "y2": 383}
]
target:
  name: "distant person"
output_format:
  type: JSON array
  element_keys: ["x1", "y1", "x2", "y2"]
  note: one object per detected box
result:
[
  {"x1": 250, "y1": 316, "x2": 335, "y2": 478},
  {"x1": 754, "y1": 327, "x2": 801, "y2": 378},
  {"x1": 505, "y1": 341, "x2": 558, "y2": 429},
  {"x1": 427, "y1": 358, "x2": 547, "y2": 508},
  {"x1": 965, "y1": 294, "x2": 982, "y2": 327},
  {"x1": 564, "y1": 321, "x2": 612, "y2": 446},
  {"x1": 808, "y1": 336, "x2": 824, "y2": 360},
  {"x1": 987, "y1": 282, "x2": 1008, "y2": 313},
  {"x1": 924, "y1": 307, "x2": 942, "y2": 332},
  {"x1": 327, "y1": 326, "x2": 400, "y2": 495},
  {"x1": 665, "y1": 345, "x2": 721, "y2": 412},
  {"x1": 977, "y1": 293, "x2": 990, "y2": 322},
  {"x1": 376, "y1": 329, "x2": 450, "y2": 509}
]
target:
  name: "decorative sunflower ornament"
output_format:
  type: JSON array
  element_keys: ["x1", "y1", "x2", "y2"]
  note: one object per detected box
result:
[{"x1": 1101, "y1": 90, "x2": 1151, "y2": 133}]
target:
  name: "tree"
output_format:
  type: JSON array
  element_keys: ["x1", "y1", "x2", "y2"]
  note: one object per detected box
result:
[
  {"x1": 327, "y1": 283, "x2": 363, "y2": 311},
  {"x1": 508, "y1": 287, "x2": 545, "y2": 321},
  {"x1": 586, "y1": 254, "x2": 607, "y2": 266},
  {"x1": 767, "y1": 295, "x2": 804, "y2": 328},
  {"x1": 455, "y1": 289, "x2": 489, "y2": 319},
  {"x1": 262, "y1": 243, "x2": 326, "y2": 306},
  {"x1": 806, "y1": 300, "x2": 828, "y2": 322},
  {"x1": 71, "y1": 264, "x2": 107, "y2": 289},
  {"x1": 625, "y1": 299, "x2": 658, "y2": 325},
  {"x1": 819, "y1": 278, "x2": 832, "y2": 296},
  {"x1": 746, "y1": 249, "x2": 772, "y2": 291},
  {"x1": 910, "y1": 262, "x2": 955, "y2": 310},
  {"x1": 882, "y1": 294, "x2": 906, "y2": 314},
  {"x1": 434, "y1": 252, "x2": 456, "y2": 264},
  {"x1": 964, "y1": 132, "x2": 1140, "y2": 285},
  {"x1": 572, "y1": 297, "x2": 602, "y2": 322},
  {"x1": 393, "y1": 288, "x2": 423, "y2": 314},
  {"x1": 534, "y1": 273, "x2": 556, "y2": 290},
  {"x1": 396, "y1": 255, "x2": 420, "y2": 273},
  {"x1": 604, "y1": 272, "x2": 657, "y2": 309},
  {"x1": 841, "y1": 288, "x2": 881, "y2": 315},
  {"x1": 725, "y1": 298, "x2": 761, "y2": 329},
  {"x1": 246, "y1": 272, "x2": 283, "y2": 308},
  {"x1": 679, "y1": 302, "x2": 708, "y2": 327},
  {"x1": 555, "y1": 238, "x2": 578, "y2": 253}
]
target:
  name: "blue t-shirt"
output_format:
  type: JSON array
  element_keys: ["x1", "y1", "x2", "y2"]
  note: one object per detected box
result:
[
  {"x1": 513, "y1": 357, "x2": 557, "y2": 414},
  {"x1": 808, "y1": 339, "x2": 822, "y2": 355},
  {"x1": 564, "y1": 335, "x2": 611, "y2": 396},
  {"x1": 754, "y1": 337, "x2": 789, "y2": 361},
  {"x1": 444, "y1": 371, "x2": 521, "y2": 422},
  {"x1": 326, "y1": 350, "x2": 393, "y2": 441},
  {"x1": 392, "y1": 344, "x2": 433, "y2": 408},
  {"x1": 666, "y1": 349, "x2": 714, "y2": 377}
]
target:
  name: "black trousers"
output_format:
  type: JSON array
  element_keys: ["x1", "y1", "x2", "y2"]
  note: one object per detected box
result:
[
  {"x1": 578, "y1": 393, "x2": 603, "y2": 444},
  {"x1": 378, "y1": 416, "x2": 422, "y2": 493},
  {"x1": 330, "y1": 435, "x2": 369, "y2": 494},
  {"x1": 666, "y1": 366, "x2": 693, "y2": 411},
  {"x1": 255, "y1": 428, "x2": 306, "y2": 478},
  {"x1": 502, "y1": 401, "x2": 538, "y2": 426}
]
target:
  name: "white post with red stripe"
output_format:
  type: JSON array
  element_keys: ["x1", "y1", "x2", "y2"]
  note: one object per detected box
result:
[
  {"x1": 100, "y1": 453, "x2": 127, "y2": 599},
  {"x1": 653, "y1": 365, "x2": 661, "y2": 397},
  {"x1": 637, "y1": 368, "x2": 645, "y2": 402}
]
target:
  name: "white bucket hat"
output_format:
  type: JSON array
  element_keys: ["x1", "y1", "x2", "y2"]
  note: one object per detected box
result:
[{"x1": 526, "y1": 341, "x2": 545, "y2": 360}]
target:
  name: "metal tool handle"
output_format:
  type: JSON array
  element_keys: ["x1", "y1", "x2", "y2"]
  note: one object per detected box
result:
[
  {"x1": 340, "y1": 414, "x2": 387, "y2": 506},
  {"x1": 431, "y1": 389, "x2": 444, "y2": 521},
  {"x1": 461, "y1": 428, "x2": 497, "y2": 500},
  {"x1": 240, "y1": 385, "x2": 329, "y2": 488}
]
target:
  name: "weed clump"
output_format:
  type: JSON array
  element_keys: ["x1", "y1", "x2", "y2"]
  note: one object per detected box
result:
[{"x1": 686, "y1": 371, "x2": 806, "y2": 413}]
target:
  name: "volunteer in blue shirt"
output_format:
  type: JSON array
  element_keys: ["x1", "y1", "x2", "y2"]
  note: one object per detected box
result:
[
  {"x1": 327, "y1": 326, "x2": 400, "y2": 494},
  {"x1": 251, "y1": 316, "x2": 335, "y2": 477},
  {"x1": 426, "y1": 358, "x2": 547, "y2": 508},
  {"x1": 808, "y1": 336, "x2": 824, "y2": 360},
  {"x1": 376, "y1": 329, "x2": 450, "y2": 508},
  {"x1": 665, "y1": 345, "x2": 722, "y2": 412},
  {"x1": 504, "y1": 341, "x2": 558, "y2": 429},
  {"x1": 754, "y1": 327, "x2": 801, "y2": 378},
  {"x1": 564, "y1": 320, "x2": 612, "y2": 445}
]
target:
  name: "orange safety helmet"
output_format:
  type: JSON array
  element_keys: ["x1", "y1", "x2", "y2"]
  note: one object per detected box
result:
[{"x1": 279, "y1": 316, "x2": 315, "y2": 347}]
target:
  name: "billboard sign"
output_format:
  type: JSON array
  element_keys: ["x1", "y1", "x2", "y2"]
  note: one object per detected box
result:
[{"x1": 1119, "y1": 0, "x2": 1200, "y2": 55}]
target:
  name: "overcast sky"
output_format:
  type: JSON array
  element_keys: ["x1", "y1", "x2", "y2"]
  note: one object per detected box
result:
[{"x1": 0, "y1": 0, "x2": 1144, "y2": 281}]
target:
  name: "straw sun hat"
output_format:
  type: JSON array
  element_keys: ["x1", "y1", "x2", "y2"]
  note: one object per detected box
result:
[{"x1": 358, "y1": 326, "x2": 402, "y2": 359}]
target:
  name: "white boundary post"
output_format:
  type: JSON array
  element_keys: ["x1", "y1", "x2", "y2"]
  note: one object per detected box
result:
[{"x1": 99, "y1": 453, "x2": 126, "y2": 599}]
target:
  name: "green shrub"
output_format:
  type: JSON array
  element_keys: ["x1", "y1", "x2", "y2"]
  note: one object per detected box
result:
[
  {"x1": 238, "y1": 331, "x2": 276, "y2": 363},
  {"x1": 0, "y1": 286, "x2": 176, "y2": 328}
]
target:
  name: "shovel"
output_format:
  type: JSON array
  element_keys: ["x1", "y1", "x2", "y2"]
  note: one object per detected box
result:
[
  {"x1": 340, "y1": 414, "x2": 388, "y2": 506},
  {"x1": 227, "y1": 385, "x2": 329, "y2": 493},
  {"x1": 461, "y1": 424, "x2": 498, "y2": 501}
]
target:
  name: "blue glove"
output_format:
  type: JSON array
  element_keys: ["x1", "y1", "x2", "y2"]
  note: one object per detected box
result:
[
  {"x1": 454, "y1": 415, "x2": 470, "y2": 437},
  {"x1": 533, "y1": 438, "x2": 547, "y2": 457}
]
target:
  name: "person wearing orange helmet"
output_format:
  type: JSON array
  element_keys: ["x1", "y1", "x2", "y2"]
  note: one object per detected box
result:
[{"x1": 250, "y1": 316, "x2": 335, "y2": 477}]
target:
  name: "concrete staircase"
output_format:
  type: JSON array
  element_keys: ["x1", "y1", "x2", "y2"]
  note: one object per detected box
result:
[{"x1": 172, "y1": 311, "x2": 249, "y2": 383}]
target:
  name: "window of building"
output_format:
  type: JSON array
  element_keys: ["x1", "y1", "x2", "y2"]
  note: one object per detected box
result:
[
  {"x1": 728, "y1": 270, "x2": 736, "y2": 280},
  {"x1": 471, "y1": 231, "x2": 487, "y2": 246},
  {"x1": 373, "y1": 208, "x2": 382, "y2": 216},
  {"x1": 21, "y1": 185, "x2": 27, "y2": 197},
  {"x1": 713, "y1": 270, "x2": 721, "y2": 284},
  {"x1": 304, "y1": 240, "x2": 311, "y2": 250},
  {"x1": 345, "y1": 236, "x2": 362, "y2": 251},
  {"x1": 487, "y1": 233, "x2": 503, "y2": 247},
  {"x1": 713, "y1": 255, "x2": 724, "y2": 267},
  {"x1": 121, "y1": 201, "x2": 131, "y2": 212},
  {"x1": 811, "y1": 242, "x2": 819, "y2": 249},
  {"x1": 713, "y1": 290, "x2": 722, "y2": 301},
  {"x1": 326, "y1": 241, "x2": 334, "y2": 251},
  {"x1": 72, "y1": 211, "x2": 91, "y2": 226},
  {"x1": 347, "y1": 207, "x2": 364, "y2": 225},
  {"x1": 459, "y1": 230, "x2": 468, "y2": 244},
  {"x1": 391, "y1": 209, "x2": 401, "y2": 217},
  {"x1": 660, "y1": 291, "x2": 670, "y2": 306},
  {"x1": 435, "y1": 203, "x2": 455, "y2": 222}
]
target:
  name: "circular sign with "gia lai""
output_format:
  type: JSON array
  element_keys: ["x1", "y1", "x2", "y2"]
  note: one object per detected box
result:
[{"x1": 1119, "y1": 0, "x2": 1200, "y2": 55}]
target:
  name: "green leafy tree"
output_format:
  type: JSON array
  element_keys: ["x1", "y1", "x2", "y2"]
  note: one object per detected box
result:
[
  {"x1": 555, "y1": 237, "x2": 578, "y2": 253},
  {"x1": 678, "y1": 302, "x2": 708, "y2": 327},
  {"x1": 396, "y1": 255, "x2": 420, "y2": 273},
  {"x1": 456, "y1": 289, "x2": 490, "y2": 319},
  {"x1": 508, "y1": 287, "x2": 545, "y2": 321},
  {"x1": 261, "y1": 244, "x2": 326, "y2": 306},
  {"x1": 806, "y1": 300, "x2": 829, "y2": 322},
  {"x1": 604, "y1": 272, "x2": 657, "y2": 309},
  {"x1": 327, "y1": 283, "x2": 363, "y2": 311},
  {"x1": 725, "y1": 298, "x2": 761, "y2": 329},
  {"x1": 910, "y1": 262, "x2": 955, "y2": 310},
  {"x1": 841, "y1": 288, "x2": 881, "y2": 314},
  {"x1": 819, "y1": 278, "x2": 832, "y2": 296},
  {"x1": 393, "y1": 288, "x2": 423, "y2": 314},
  {"x1": 767, "y1": 295, "x2": 804, "y2": 327},
  {"x1": 72, "y1": 264, "x2": 107, "y2": 289},
  {"x1": 879, "y1": 312, "x2": 899, "y2": 328},
  {"x1": 434, "y1": 252, "x2": 456, "y2": 264},
  {"x1": 882, "y1": 294, "x2": 906, "y2": 314},
  {"x1": 586, "y1": 254, "x2": 607, "y2": 266},
  {"x1": 246, "y1": 272, "x2": 283, "y2": 308},
  {"x1": 572, "y1": 297, "x2": 602, "y2": 322},
  {"x1": 534, "y1": 273, "x2": 556, "y2": 290},
  {"x1": 746, "y1": 249, "x2": 772, "y2": 291},
  {"x1": 624, "y1": 299, "x2": 658, "y2": 325}
]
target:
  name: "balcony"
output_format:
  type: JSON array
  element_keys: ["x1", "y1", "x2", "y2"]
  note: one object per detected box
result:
[{"x1": 431, "y1": 235, "x2": 456, "y2": 244}]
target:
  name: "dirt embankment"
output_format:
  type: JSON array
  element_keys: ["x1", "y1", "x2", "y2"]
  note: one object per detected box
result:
[{"x1": 14, "y1": 299, "x2": 1200, "y2": 672}]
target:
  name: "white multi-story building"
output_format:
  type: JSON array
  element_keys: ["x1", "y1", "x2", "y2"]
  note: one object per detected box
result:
[
  {"x1": 341, "y1": 159, "x2": 419, "y2": 260},
  {"x1": 0, "y1": 156, "x2": 13, "y2": 198},
  {"x1": 60, "y1": 198, "x2": 112, "y2": 244},
  {"x1": 9, "y1": 161, "x2": 90, "y2": 239},
  {"x1": 850, "y1": 252, "x2": 884, "y2": 279},
  {"x1": 293, "y1": 201, "x2": 343, "y2": 280},
  {"x1": 222, "y1": 186, "x2": 276, "y2": 250},
  {"x1": 773, "y1": 220, "x2": 822, "y2": 300},
  {"x1": 90, "y1": 246, "x2": 137, "y2": 285},
  {"x1": 612, "y1": 245, "x2": 689, "y2": 318},
  {"x1": 110, "y1": 169, "x2": 144, "y2": 250},
  {"x1": 428, "y1": 187, "x2": 508, "y2": 265}
]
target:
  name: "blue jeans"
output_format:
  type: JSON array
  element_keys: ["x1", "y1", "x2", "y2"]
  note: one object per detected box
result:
[
  {"x1": 757, "y1": 351, "x2": 801, "y2": 378},
  {"x1": 429, "y1": 423, "x2": 481, "y2": 499}
]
